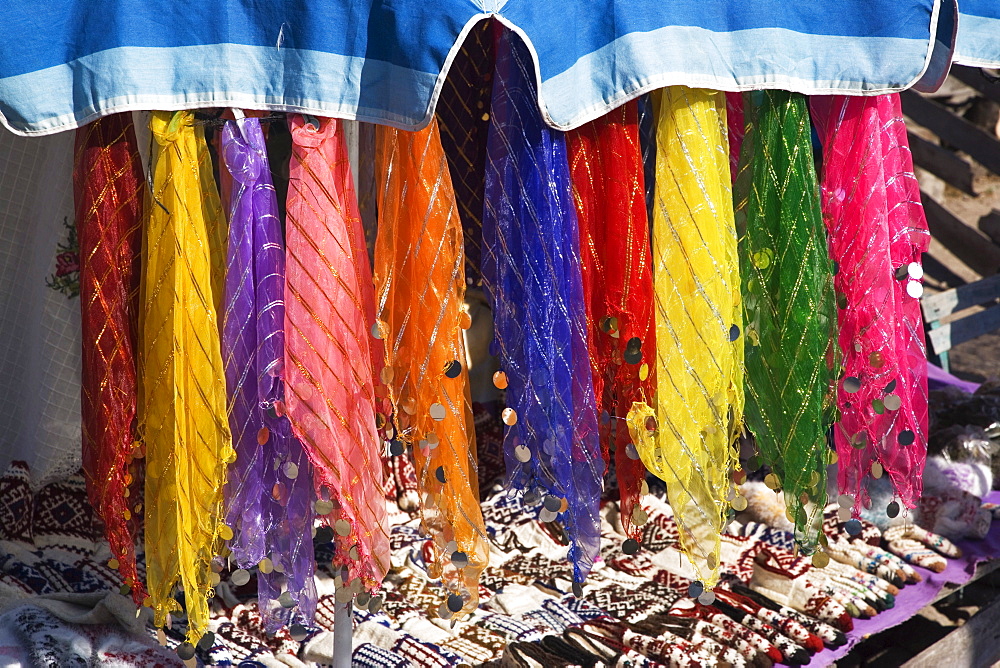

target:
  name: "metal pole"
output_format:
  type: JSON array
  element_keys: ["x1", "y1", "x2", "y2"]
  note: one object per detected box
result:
[{"x1": 332, "y1": 598, "x2": 352, "y2": 668}]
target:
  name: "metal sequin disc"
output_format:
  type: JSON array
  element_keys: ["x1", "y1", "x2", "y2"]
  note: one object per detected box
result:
[
  {"x1": 389, "y1": 440, "x2": 404, "y2": 456},
  {"x1": 688, "y1": 581, "x2": 705, "y2": 598},
  {"x1": 368, "y1": 595, "x2": 384, "y2": 613},
  {"x1": 289, "y1": 624, "x2": 308, "y2": 642},
  {"x1": 622, "y1": 538, "x2": 640, "y2": 555},
  {"x1": 514, "y1": 444, "x2": 532, "y2": 462},
  {"x1": 315, "y1": 500, "x2": 334, "y2": 515},
  {"x1": 176, "y1": 643, "x2": 196, "y2": 660},
  {"x1": 883, "y1": 394, "x2": 902, "y2": 411},
  {"x1": 623, "y1": 337, "x2": 642, "y2": 365},
  {"x1": 730, "y1": 495, "x2": 748, "y2": 512},
  {"x1": 894, "y1": 265, "x2": 909, "y2": 280},
  {"x1": 315, "y1": 526, "x2": 334, "y2": 544},
  {"x1": 884, "y1": 379, "x2": 897, "y2": 394},
  {"x1": 493, "y1": 371, "x2": 509, "y2": 389},
  {"x1": 625, "y1": 443, "x2": 640, "y2": 460},
  {"x1": 812, "y1": 552, "x2": 830, "y2": 568},
  {"x1": 908, "y1": 262, "x2": 924, "y2": 280},
  {"x1": 447, "y1": 594, "x2": 464, "y2": 613},
  {"x1": 729, "y1": 324, "x2": 741, "y2": 342},
  {"x1": 335, "y1": 519, "x2": 351, "y2": 537},
  {"x1": 259, "y1": 557, "x2": 274, "y2": 574},
  {"x1": 698, "y1": 591, "x2": 716, "y2": 605},
  {"x1": 231, "y1": 569, "x2": 251, "y2": 586},
  {"x1": 279, "y1": 591, "x2": 296, "y2": 608},
  {"x1": 631, "y1": 507, "x2": 648, "y2": 526},
  {"x1": 871, "y1": 461, "x2": 884, "y2": 479},
  {"x1": 887, "y1": 501, "x2": 900, "y2": 518},
  {"x1": 843, "y1": 377, "x2": 862, "y2": 393},
  {"x1": 198, "y1": 632, "x2": 216, "y2": 650},
  {"x1": 257, "y1": 427, "x2": 270, "y2": 445},
  {"x1": 899, "y1": 430, "x2": 915, "y2": 446},
  {"x1": 502, "y1": 407, "x2": 518, "y2": 426},
  {"x1": 452, "y1": 551, "x2": 469, "y2": 568},
  {"x1": 838, "y1": 494, "x2": 854, "y2": 508},
  {"x1": 444, "y1": 360, "x2": 462, "y2": 379},
  {"x1": 283, "y1": 461, "x2": 299, "y2": 479},
  {"x1": 844, "y1": 519, "x2": 862, "y2": 536},
  {"x1": 370, "y1": 323, "x2": 383, "y2": 339},
  {"x1": 356, "y1": 592, "x2": 371, "y2": 608},
  {"x1": 837, "y1": 507, "x2": 851, "y2": 522},
  {"x1": 429, "y1": 403, "x2": 447, "y2": 421},
  {"x1": 438, "y1": 602, "x2": 453, "y2": 620},
  {"x1": 538, "y1": 508, "x2": 558, "y2": 523},
  {"x1": 543, "y1": 495, "x2": 562, "y2": 512},
  {"x1": 906, "y1": 280, "x2": 923, "y2": 298},
  {"x1": 572, "y1": 582, "x2": 583, "y2": 597},
  {"x1": 435, "y1": 466, "x2": 446, "y2": 483}
]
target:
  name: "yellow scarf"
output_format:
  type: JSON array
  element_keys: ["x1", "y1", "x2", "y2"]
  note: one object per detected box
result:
[
  {"x1": 140, "y1": 111, "x2": 233, "y2": 642},
  {"x1": 630, "y1": 88, "x2": 743, "y2": 589}
]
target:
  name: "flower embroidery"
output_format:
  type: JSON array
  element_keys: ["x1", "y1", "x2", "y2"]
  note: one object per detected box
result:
[{"x1": 45, "y1": 217, "x2": 80, "y2": 298}]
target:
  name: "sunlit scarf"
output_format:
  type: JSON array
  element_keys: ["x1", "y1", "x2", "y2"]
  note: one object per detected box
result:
[
  {"x1": 140, "y1": 111, "x2": 233, "y2": 642},
  {"x1": 482, "y1": 28, "x2": 604, "y2": 583},
  {"x1": 811, "y1": 94, "x2": 930, "y2": 515},
  {"x1": 374, "y1": 119, "x2": 489, "y2": 613},
  {"x1": 220, "y1": 117, "x2": 317, "y2": 629},
  {"x1": 631, "y1": 87, "x2": 742, "y2": 588},
  {"x1": 75, "y1": 114, "x2": 145, "y2": 604},
  {"x1": 566, "y1": 101, "x2": 654, "y2": 545},
  {"x1": 735, "y1": 91, "x2": 837, "y2": 551},
  {"x1": 436, "y1": 18, "x2": 495, "y2": 288},
  {"x1": 284, "y1": 115, "x2": 390, "y2": 592}
]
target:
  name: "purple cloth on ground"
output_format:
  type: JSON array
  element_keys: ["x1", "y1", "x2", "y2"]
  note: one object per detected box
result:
[
  {"x1": 792, "y1": 491, "x2": 1000, "y2": 666},
  {"x1": 928, "y1": 362, "x2": 980, "y2": 394}
]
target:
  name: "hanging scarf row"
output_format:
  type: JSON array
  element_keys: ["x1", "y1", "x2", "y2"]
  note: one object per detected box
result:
[{"x1": 75, "y1": 31, "x2": 930, "y2": 648}]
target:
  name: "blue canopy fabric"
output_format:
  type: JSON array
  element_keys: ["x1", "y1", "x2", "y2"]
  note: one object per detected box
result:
[
  {"x1": 0, "y1": 0, "x2": 947, "y2": 136},
  {"x1": 956, "y1": 0, "x2": 1000, "y2": 67}
]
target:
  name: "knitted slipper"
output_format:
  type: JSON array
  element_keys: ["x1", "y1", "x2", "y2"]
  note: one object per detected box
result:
[
  {"x1": 884, "y1": 525, "x2": 961, "y2": 558},
  {"x1": 728, "y1": 584, "x2": 846, "y2": 648}
]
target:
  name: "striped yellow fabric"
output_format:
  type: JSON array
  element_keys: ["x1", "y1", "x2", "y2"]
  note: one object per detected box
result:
[
  {"x1": 635, "y1": 87, "x2": 743, "y2": 589},
  {"x1": 140, "y1": 110, "x2": 234, "y2": 642}
]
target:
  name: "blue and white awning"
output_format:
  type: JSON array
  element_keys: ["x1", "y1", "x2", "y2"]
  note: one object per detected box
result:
[
  {"x1": 956, "y1": 0, "x2": 1000, "y2": 67},
  {"x1": 0, "y1": 0, "x2": 949, "y2": 136}
]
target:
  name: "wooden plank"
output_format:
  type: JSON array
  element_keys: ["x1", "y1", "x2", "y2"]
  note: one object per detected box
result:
[
  {"x1": 908, "y1": 131, "x2": 976, "y2": 196},
  {"x1": 902, "y1": 583, "x2": 1000, "y2": 668},
  {"x1": 921, "y1": 192, "x2": 1000, "y2": 277},
  {"x1": 921, "y1": 273, "x2": 1000, "y2": 320},
  {"x1": 930, "y1": 560, "x2": 1000, "y2": 606},
  {"x1": 950, "y1": 65, "x2": 1000, "y2": 107},
  {"x1": 927, "y1": 303, "x2": 1000, "y2": 355},
  {"x1": 980, "y1": 210, "x2": 1000, "y2": 246},
  {"x1": 902, "y1": 90, "x2": 1000, "y2": 176}
]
